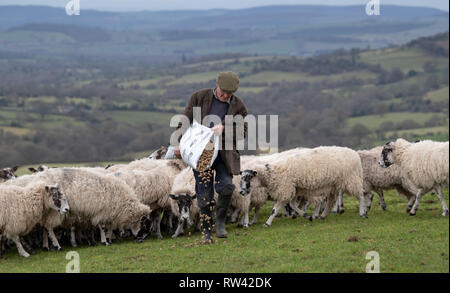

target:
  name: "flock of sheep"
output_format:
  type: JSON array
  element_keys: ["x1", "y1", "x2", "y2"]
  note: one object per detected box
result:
[{"x1": 0, "y1": 137, "x2": 448, "y2": 258}]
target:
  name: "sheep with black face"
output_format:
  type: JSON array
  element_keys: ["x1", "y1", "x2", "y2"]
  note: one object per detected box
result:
[{"x1": 379, "y1": 138, "x2": 449, "y2": 216}]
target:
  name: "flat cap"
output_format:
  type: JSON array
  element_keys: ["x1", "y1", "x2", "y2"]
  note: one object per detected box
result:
[{"x1": 217, "y1": 71, "x2": 239, "y2": 93}]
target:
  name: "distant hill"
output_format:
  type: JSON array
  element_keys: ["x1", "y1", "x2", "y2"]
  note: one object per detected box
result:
[
  {"x1": 0, "y1": 5, "x2": 448, "y2": 58},
  {"x1": 0, "y1": 5, "x2": 447, "y2": 31}
]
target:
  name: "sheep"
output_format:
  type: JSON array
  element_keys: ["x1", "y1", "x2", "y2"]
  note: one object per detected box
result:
[
  {"x1": 169, "y1": 167, "x2": 200, "y2": 238},
  {"x1": 236, "y1": 149, "x2": 309, "y2": 224},
  {"x1": 240, "y1": 146, "x2": 367, "y2": 227},
  {"x1": 0, "y1": 181, "x2": 69, "y2": 258},
  {"x1": 354, "y1": 146, "x2": 419, "y2": 212},
  {"x1": 0, "y1": 166, "x2": 18, "y2": 182},
  {"x1": 228, "y1": 175, "x2": 251, "y2": 227},
  {"x1": 5, "y1": 168, "x2": 152, "y2": 248},
  {"x1": 379, "y1": 138, "x2": 449, "y2": 216}
]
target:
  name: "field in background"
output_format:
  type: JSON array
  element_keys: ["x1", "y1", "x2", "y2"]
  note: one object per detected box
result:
[{"x1": 0, "y1": 189, "x2": 447, "y2": 273}]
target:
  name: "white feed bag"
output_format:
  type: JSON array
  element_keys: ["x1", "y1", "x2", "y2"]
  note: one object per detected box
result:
[{"x1": 179, "y1": 120, "x2": 219, "y2": 171}]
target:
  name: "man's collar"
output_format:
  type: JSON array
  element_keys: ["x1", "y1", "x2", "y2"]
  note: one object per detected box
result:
[{"x1": 213, "y1": 87, "x2": 231, "y2": 104}]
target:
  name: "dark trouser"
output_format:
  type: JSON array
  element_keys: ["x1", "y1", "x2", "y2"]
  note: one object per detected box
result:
[{"x1": 193, "y1": 153, "x2": 235, "y2": 209}]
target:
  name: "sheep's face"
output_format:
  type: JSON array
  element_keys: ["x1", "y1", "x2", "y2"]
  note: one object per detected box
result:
[
  {"x1": 0, "y1": 166, "x2": 18, "y2": 181},
  {"x1": 132, "y1": 216, "x2": 152, "y2": 243},
  {"x1": 28, "y1": 165, "x2": 48, "y2": 174},
  {"x1": 45, "y1": 184, "x2": 70, "y2": 215},
  {"x1": 379, "y1": 142, "x2": 395, "y2": 168},
  {"x1": 239, "y1": 170, "x2": 258, "y2": 196},
  {"x1": 170, "y1": 193, "x2": 196, "y2": 223},
  {"x1": 149, "y1": 146, "x2": 168, "y2": 159}
]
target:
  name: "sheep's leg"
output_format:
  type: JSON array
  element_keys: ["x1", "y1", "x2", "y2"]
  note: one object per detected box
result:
[
  {"x1": 21, "y1": 236, "x2": 35, "y2": 255},
  {"x1": 366, "y1": 192, "x2": 374, "y2": 211},
  {"x1": 47, "y1": 228, "x2": 62, "y2": 251},
  {"x1": 12, "y1": 236, "x2": 30, "y2": 258},
  {"x1": 105, "y1": 227, "x2": 113, "y2": 244},
  {"x1": 264, "y1": 201, "x2": 285, "y2": 227},
  {"x1": 312, "y1": 203, "x2": 322, "y2": 219},
  {"x1": 230, "y1": 208, "x2": 241, "y2": 223},
  {"x1": 320, "y1": 198, "x2": 332, "y2": 219},
  {"x1": 434, "y1": 185, "x2": 449, "y2": 216},
  {"x1": 42, "y1": 228, "x2": 49, "y2": 251},
  {"x1": 376, "y1": 189, "x2": 387, "y2": 210},
  {"x1": 410, "y1": 189, "x2": 425, "y2": 216},
  {"x1": 168, "y1": 213, "x2": 174, "y2": 233},
  {"x1": 331, "y1": 200, "x2": 339, "y2": 213},
  {"x1": 250, "y1": 207, "x2": 260, "y2": 225},
  {"x1": 238, "y1": 209, "x2": 249, "y2": 228},
  {"x1": 172, "y1": 219, "x2": 185, "y2": 238},
  {"x1": 359, "y1": 194, "x2": 368, "y2": 218},
  {"x1": 70, "y1": 227, "x2": 77, "y2": 247},
  {"x1": 99, "y1": 224, "x2": 110, "y2": 246},
  {"x1": 289, "y1": 200, "x2": 312, "y2": 221},
  {"x1": 338, "y1": 191, "x2": 344, "y2": 214},
  {"x1": 154, "y1": 210, "x2": 163, "y2": 239},
  {"x1": 88, "y1": 228, "x2": 97, "y2": 246}
]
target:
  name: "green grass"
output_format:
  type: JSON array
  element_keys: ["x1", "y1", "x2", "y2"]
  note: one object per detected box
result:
[
  {"x1": 0, "y1": 190, "x2": 448, "y2": 273},
  {"x1": 426, "y1": 86, "x2": 449, "y2": 103},
  {"x1": 346, "y1": 112, "x2": 448, "y2": 131},
  {"x1": 99, "y1": 110, "x2": 174, "y2": 126},
  {"x1": 0, "y1": 126, "x2": 34, "y2": 136},
  {"x1": 385, "y1": 125, "x2": 449, "y2": 138},
  {"x1": 360, "y1": 47, "x2": 449, "y2": 72},
  {"x1": 240, "y1": 71, "x2": 376, "y2": 85}
]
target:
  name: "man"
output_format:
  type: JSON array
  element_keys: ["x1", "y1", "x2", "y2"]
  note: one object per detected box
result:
[{"x1": 174, "y1": 71, "x2": 248, "y2": 243}]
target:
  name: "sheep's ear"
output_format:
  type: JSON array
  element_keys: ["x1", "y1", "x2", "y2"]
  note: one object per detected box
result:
[
  {"x1": 29, "y1": 167, "x2": 37, "y2": 173},
  {"x1": 0, "y1": 170, "x2": 5, "y2": 178},
  {"x1": 12, "y1": 166, "x2": 19, "y2": 173},
  {"x1": 45, "y1": 186, "x2": 50, "y2": 193},
  {"x1": 191, "y1": 194, "x2": 197, "y2": 199},
  {"x1": 239, "y1": 171, "x2": 243, "y2": 175},
  {"x1": 169, "y1": 194, "x2": 178, "y2": 200},
  {"x1": 55, "y1": 183, "x2": 59, "y2": 189}
]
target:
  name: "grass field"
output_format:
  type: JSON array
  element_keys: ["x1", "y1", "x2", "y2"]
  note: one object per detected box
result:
[
  {"x1": 346, "y1": 112, "x2": 448, "y2": 131},
  {"x1": 360, "y1": 47, "x2": 448, "y2": 72},
  {"x1": 0, "y1": 190, "x2": 448, "y2": 273}
]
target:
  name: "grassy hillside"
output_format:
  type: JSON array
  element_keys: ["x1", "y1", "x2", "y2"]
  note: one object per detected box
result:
[
  {"x1": 0, "y1": 32, "x2": 448, "y2": 167},
  {"x1": 0, "y1": 189, "x2": 447, "y2": 273}
]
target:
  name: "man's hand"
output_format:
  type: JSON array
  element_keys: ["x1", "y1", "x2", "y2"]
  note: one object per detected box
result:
[
  {"x1": 211, "y1": 124, "x2": 224, "y2": 136},
  {"x1": 174, "y1": 146, "x2": 182, "y2": 159}
]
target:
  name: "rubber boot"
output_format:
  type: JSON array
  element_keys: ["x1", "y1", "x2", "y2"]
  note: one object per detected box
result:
[
  {"x1": 215, "y1": 194, "x2": 232, "y2": 238},
  {"x1": 200, "y1": 206, "x2": 213, "y2": 244}
]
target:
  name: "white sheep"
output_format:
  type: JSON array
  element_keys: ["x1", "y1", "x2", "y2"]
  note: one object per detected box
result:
[
  {"x1": 355, "y1": 146, "x2": 419, "y2": 212},
  {"x1": 5, "y1": 168, "x2": 152, "y2": 248},
  {"x1": 236, "y1": 148, "x2": 308, "y2": 224},
  {"x1": 240, "y1": 146, "x2": 367, "y2": 227},
  {"x1": 379, "y1": 138, "x2": 449, "y2": 216},
  {"x1": 0, "y1": 181, "x2": 69, "y2": 258}
]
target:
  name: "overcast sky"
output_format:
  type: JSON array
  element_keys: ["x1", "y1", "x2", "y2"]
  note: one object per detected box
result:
[{"x1": 0, "y1": 0, "x2": 448, "y2": 12}]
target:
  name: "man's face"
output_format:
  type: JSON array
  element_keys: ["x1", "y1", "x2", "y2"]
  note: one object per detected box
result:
[{"x1": 216, "y1": 84, "x2": 233, "y2": 102}]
